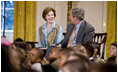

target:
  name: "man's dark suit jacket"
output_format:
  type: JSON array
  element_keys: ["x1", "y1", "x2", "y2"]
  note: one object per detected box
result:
[{"x1": 60, "y1": 20, "x2": 95, "y2": 48}]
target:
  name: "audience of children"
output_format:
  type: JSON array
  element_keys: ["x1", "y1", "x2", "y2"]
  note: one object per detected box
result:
[{"x1": 1, "y1": 37, "x2": 117, "y2": 72}]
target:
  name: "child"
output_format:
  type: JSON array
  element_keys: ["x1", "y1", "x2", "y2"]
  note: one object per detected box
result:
[
  {"x1": 57, "y1": 48, "x2": 74, "y2": 71},
  {"x1": 29, "y1": 48, "x2": 44, "y2": 72},
  {"x1": 107, "y1": 42, "x2": 117, "y2": 64},
  {"x1": 72, "y1": 44, "x2": 88, "y2": 57},
  {"x1": 62, "y1": 59, "x2": 90, "y2": 72},
  {"x1": 48, "y1": 47, "x2": 61, "y2": 71},
  {"x1": 8, "y1": 47, "x2": 30, "y2": 72},
  {"x1": 90, "y1": 42, "x2": 105, "y2": 63},
  {"x1": 13, "y1": 38, "x2": 24, "y2": 43},
  {"x1": 83, "y1": 43, "x2": 94, "y2": 62},
  {"x1": 49, "y1": 47, "x2": 61, "y2": 62}
]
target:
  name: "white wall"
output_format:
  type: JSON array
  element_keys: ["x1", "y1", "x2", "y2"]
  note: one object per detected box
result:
[{"x1": 73, "y1": 1, "x2": 107, "y2": 33}]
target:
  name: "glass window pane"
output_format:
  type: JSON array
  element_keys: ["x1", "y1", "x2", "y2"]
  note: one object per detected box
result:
[
  {"x1": 1, "y1": 9, "x2": 3, "y2": 30},
  {"x1": 5, "y1": 1, "x2": 14, "y2": 8},
  {"x1": 5, "y1": 9, "x2": 14, "y2": 30},
  {"x1": 1, "y1": 1, "x2": 4, "y2": 8}
]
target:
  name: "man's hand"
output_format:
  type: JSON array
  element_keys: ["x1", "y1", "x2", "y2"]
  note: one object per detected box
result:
[{"x1": 56, "y1": 44, "x2": 61, "y2": 47}]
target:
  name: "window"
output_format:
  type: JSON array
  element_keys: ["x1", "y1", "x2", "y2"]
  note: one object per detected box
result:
[{"x1": 1, "y1": 1, "x2": 14, "y2": 42}]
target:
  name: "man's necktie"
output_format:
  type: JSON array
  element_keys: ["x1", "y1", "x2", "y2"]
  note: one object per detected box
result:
[{"x1": 67, "y1": 26, "x2": 77, "y2": 47}]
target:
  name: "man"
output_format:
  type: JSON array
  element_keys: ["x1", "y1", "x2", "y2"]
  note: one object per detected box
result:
[{"x1": 57, "y1": 7, "x2": 95, "y2": 48}]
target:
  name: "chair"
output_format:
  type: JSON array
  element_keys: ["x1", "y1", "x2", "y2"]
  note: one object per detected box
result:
[{"x1": 93, "y1": 32, "x2": 107, "y2": 59}]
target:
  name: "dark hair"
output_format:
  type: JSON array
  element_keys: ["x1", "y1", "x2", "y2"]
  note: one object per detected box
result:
[
  {"x1": 72, "y1": 7, "x2": 84, "y2": 20},
  {"x1": 107, "y1": 56, "x2": 116, "y2": 64},
  {"x1": 14, "y1": 38, "x2": 24, "y2": 43},
  {"x1": 111, "y1": 42, "x2": 117, "y2": 48},
  {"x1": 90, "y1": 63, "x2": 117, "y2": 72},
  {"x1": 42, "y1": 7, "x2": 56, "y2": 21},
  {"x1": 88, "y1": 42, "x2": 100, "y2": 55},
  {"x1": 32, "y1": 48, "x2": 44, "y2": 60},
  {"x1": 26, "y1": 42, "x2": 35, "y2": 48},
  {"x1": 83, "y1": 43, "x2": 94, "y2": 57},
  {"x1": 1, "y1": 44, "x2": 11, "y2": 72},
  {"x1": 11, "y1": 42, "x2": 31, "y2": 51}
]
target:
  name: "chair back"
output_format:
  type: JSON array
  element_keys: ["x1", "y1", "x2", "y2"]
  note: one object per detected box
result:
[{"x1": 93, "y1": 33, "x2": 107, "y2": 59}]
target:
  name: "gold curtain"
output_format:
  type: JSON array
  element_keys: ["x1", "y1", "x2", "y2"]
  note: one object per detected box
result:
[
  {"x1": 67, "y1": 1, "x2": 72, "y2": 25},
  {"x1": 13, "y1": 1, "x2": 36, "y2": 42},
  {"x1": 106, "y1": 1, "x2": 117, "y2": 59}
]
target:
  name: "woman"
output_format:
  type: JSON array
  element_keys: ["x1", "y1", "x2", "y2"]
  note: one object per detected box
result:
[{"x1": 38, "y1": 7, "x2": 63, "y2": 49}]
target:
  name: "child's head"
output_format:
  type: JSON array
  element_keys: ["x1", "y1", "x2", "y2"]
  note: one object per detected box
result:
[
  {"x1": 68, "y1": 53, "x2": 89, "y2": 61},
  {"x1": 109, "y1": 42, "x2": 117, "y2": 56},
  {"x1": 72, "y1": 44, "x2": 88, "y2": 57},
  {"x1": 83, "y1": 43, "x2": 94, "y2": 57},
  {"x1": 8, "y1": 48, "x2": 26, "y2": 71},
  {"x1": 13, "y1": 38, "x2": 24, "y2": 43},
  {"x1": 89, "y1": 42, "x2": 100, "y2": 56},
  {"x1": 29, "y1": 48, "x2": 44, "y2": 64},
  {"x1": 26, "y1": 42, "x2": 35, "y2": 48},
  {"x1": 49, "y1": 47, "x2": 61, "y2": 62},
  {"x1": 12, "y1": 42, "x2": 31, "y2": 52},
  {"x1": 57, "y1": 48, "x2": 74, "y2": 69},
  {"x1": 62, "y1": 59, "x2": 90, "y2": 72}
]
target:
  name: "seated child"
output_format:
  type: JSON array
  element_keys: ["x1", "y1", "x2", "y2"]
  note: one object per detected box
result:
[
  {"x1": 72, "y1": 44, "x2": 88, "y2": 57},
  {"x1": 26, "y1": 41, "x2": 36, "y2": 48},
  {"x1": 62, "y1": 59, "x2": 90, "y2": 72},
  {"x1": 11, "y1": 42, "x2": 31, "y2": 52},
  {"x1": 48, "y1": 47, "x2": 61, "y2": 71},
  {"x1": 13, "y1": 38, "x2": 24, "y2": 43},
  {"x1": 90, "y1": 42, "x2": 105, "y2": 63},
  {"x1": 29, "y1": 48, "x2": 44, "y2": 72},
  {"x1": 107, "y1": 42, "x2": 117, "y2": 64},
  {"x1": 57, "y1": 48, "x2": 74, "y2": 71},
  {"x1": 83, "y1": 43, "x2": 94, "y2": 62},
  {"x1": 8, "y1": 47, "x2": 31, "y2": 72},
  {"x1": 49, "y1": 47, "x2": 61, "y2": 62}
]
